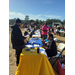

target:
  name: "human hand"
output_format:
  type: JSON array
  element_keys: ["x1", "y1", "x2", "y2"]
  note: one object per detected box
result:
[
  {"x1": 42, "y1": 39, "x2": 46, "y2": 43},
  {"x1": 41, "y1": 45, "x2": 47, "y2": 49},
  {"x1": 24, "y1": 36, "x2": 27, "y2": 39},
  {"x1": 41, "y1": 45, "x2": 43, "y2": 48},
  {"x1": 42, "y1": 40, "x2": 44, "y2": 44},
  {"x1": 42, "y1": 40, "x2": 46, "y2": 45}
]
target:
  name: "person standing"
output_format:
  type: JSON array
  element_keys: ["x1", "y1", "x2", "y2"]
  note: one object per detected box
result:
[
  {"x1": 40, "y1": 25, "x2": 42, "y2": 38},
  {"x1": 29, "y1": 25, "x2": 33, "y2": 31},
  {"x1": 50, "y1": 27, "x2": 52, "y2": 33},
  {"x1": 11, "y1": 18, "x2": 26, "y2": 66},
  {"x1": 42, "y1": 22, "x2": 49, "y2": 40},
  {"x1": 53, "y1": 27, "x2": 56, "y2": 35}
]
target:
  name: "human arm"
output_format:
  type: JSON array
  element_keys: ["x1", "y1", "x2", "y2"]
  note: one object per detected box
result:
[
  {"x1": 41, "y1": 40, "x2": 48, "y2": 49},
  {"x1": 45, "y1": 41, "x2": 48, "y2": 44},
  {"x1": 42, "y1": 39, "x2": 48, "y2": 46},
  {"x1": 13, "y1": 28, "x2": 26, "y2": 40},
  {"x1": 45, "y1": 41, "x2": 57, "y2": 55},
  {"x1": 41, "y1": 41, "x2": 57, "y2": 55},
  {"x1": 42, "y1": 25, "x2": 48, "y2": 32},
  {"x1": 41, "y1": 45, "x2": 47, "y2": 49},
  {"x1": 42, "y1": 30, "x2": 47, "y2": 32}
]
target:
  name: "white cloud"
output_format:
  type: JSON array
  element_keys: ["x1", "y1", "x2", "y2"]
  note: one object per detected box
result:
[
  {"x1": 9, "y1": 12, "x2": 25, "y2": 19},
  {"x1": 9, "y1": 12, "x2": 46, "y2": 20},
  {"x1": 45, "y1": 15, "x2": 62, "y2": 19},
  {"x1": 29, "y1": 14, "x2": 46, "y2": 20},
  {"x1": 9, "y1": 12, "x2": 62, "y2": 21}
]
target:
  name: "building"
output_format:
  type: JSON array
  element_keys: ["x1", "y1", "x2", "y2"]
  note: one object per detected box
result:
[
  {"x1": 63, "y1": 24, "x2": 65, "y2": 28},
  {"x1": 52, "y1": 22, "x2": 62, "y2": 27},
  {"x1": 48, "y1": 25, "x2": 52, "y2": 28}
]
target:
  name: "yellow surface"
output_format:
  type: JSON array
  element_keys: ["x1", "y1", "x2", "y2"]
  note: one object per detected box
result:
[{"x1": 15, "y1": 47, "x2": 58, "y2": 75}]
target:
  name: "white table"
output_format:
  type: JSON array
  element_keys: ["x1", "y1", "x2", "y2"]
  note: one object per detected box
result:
[
  {"x1": 59, "y1": 31, "x2": 65, "y2": 33},
  {"x1": 32, "y1": 30, "x2": 41, "y2": 38},
  {"x1": 32, "y1": 35, "x2": 41, "y2": 38}
]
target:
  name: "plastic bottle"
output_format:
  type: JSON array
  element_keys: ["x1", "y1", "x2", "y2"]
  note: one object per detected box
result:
[{"x1": 37, "y1": 47, "x2": 39, "y2": 53}]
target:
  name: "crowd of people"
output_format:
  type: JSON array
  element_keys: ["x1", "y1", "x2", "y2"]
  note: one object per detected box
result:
[
  {"x1": 53, "y1": 26, "x2": 65, "y2": 35},
  {"x1": 11, "y1": 18, "x2": 65, "y2": 66}
]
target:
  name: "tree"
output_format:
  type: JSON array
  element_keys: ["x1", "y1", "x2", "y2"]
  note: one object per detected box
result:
[
  {"x1": 30, "y1": 19, "x2": 35, "y2": 23},
  {"x1": 50, "y1": 19, "x2": 54, "y2": 24},
  {"x1": 25, "y1": 15, "x2": 29, "y2": 24},
  {"x1": 25, "y1": 15, "x2": 29, "y2": 20},
  {"x1": 38, "y1": 20, "x2": 43, "y2": 25},
  {"x1": 46, "y1": 19, "x2": 52, "y2": 25},
  {"x1": 9, "y1": 18, "x2": 16, "y2": 25},
  {"x1": 53, "y1": 19, "x2": 57, "y2": 22},
  {"x1": 9, "y1": 17, "x2": 64, "y2": 26},
  {"x1": 63, "y1": 19, "x2": 65, "y2": 25},
  {"x1": 42, "y1": 20, "x2": 46, "y2": 25},
  {"x1": 56, "y1": 19, "x2": 61, "y2": 22},
  {"x1": 35, "y1": 19, "x2": 39, "y2": 24},
  {"x1": 21, "y1": 20, "x2": 25, "y2": 24}
]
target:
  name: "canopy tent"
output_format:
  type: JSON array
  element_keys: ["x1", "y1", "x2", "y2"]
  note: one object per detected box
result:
[
  {"x1": 57, "y1": 25, "x2": 61, "y2": 28},
  {"x1": 54, "y1": 24, "x2": 59, "y2": 26}
]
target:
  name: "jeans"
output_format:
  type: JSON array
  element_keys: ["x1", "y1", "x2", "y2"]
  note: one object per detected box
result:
[{"x1": 15, "y1": 48, "x2": 22, "y2": 64}]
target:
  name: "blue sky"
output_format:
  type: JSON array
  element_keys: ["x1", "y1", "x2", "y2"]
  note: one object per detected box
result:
[{"x1": 9, "y1": 0, "x2": 65, "y2": 21}]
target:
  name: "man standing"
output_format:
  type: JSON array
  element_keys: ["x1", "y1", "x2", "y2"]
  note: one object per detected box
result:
[
  {"x1": 11, "y1": 18, "x2": 26, "y2": 66},
  {"x1": 42, "y1": 22, "x2": 49, "y2": 40}
]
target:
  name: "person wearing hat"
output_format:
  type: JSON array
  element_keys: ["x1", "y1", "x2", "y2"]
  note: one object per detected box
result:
[{"x1": 11, "y1": 18, "x2": 26, "y2": 66}]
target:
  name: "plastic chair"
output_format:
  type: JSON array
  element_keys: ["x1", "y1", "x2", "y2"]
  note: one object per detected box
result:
[
  {"x1": 57, "y1": 43, "x2": 65, "y2": 52},
  {"x1": 49, "y1": 43, "x2": 65, "y2": 58},
  {"x1": 52, "y1": 43, "x2": 65, "y2": 66}
]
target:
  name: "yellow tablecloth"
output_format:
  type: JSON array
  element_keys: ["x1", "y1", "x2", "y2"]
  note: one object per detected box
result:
[{"x1": 15, "y1": 47, "x2": 58, "y2": 75}]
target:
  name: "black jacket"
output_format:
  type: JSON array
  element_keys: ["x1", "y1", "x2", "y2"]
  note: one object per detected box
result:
[
  {"x1": 45, "y1": 40, "x2": 57, "y2": 57},
  {"x1": 29, "y1": 27, "x2": 37, "y2": 38},
  {"x1": 11, "y1": 24, "x2": 25, "y2": 47}
]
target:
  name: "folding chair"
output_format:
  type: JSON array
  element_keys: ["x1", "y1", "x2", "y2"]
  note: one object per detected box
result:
[{"x1": 52, "y1": 43, "x2": 65, "y2": 67}]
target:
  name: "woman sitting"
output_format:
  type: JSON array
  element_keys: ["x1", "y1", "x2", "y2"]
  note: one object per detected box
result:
[{"x1": 41, "y1": 34, "x2": 57, "y2": 57}]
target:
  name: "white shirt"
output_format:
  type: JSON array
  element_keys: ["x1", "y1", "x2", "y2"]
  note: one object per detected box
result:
[
  {"x1": 30, "y1": 26, "x2": 33, "y2": 31},
  {"x1": 56, "y1": 29, "x2": 59, "y2": 33}
]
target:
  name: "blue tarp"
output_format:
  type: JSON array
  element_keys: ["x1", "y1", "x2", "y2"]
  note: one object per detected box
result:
[{"x1": 26, "y1": 38, "x2": 43, "y2": 48}]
